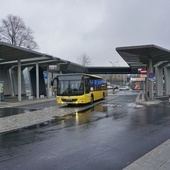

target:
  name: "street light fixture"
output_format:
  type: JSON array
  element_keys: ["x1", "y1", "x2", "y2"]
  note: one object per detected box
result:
[
  {"x1": 109, "y1": 60, "x2": 119, "y2": 67},
  {"x1": 109, "y1": 60, "x2": 121, "y2": 85}
]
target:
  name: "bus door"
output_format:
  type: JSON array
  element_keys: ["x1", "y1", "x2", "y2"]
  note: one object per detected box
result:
[
  {"x1": 85, "y1": 78, "x2": 90, "y2": 94},
  {"x1": 51, "y1": 77, "x2": 58, "y2": 95}
]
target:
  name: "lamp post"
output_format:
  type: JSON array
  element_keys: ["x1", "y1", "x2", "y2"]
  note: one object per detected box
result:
[{"x1": 109, "y1": 60, "x2": 120, "y2": 86}]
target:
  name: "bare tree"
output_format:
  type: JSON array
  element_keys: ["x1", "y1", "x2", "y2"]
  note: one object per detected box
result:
[
  {"x1": 0, "y1": 14, "x2": 38, "y2": 50},
  {"x1": 77, "y1": 53, "x2": 92, "y2": 66}
]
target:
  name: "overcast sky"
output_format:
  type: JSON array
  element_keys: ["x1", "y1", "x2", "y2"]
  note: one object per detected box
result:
[{"x1": 1, "y1": 0, "x2": 170, "y2": 66}]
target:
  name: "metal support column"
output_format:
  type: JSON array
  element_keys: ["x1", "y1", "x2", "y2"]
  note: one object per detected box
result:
[
  {"x1": 47, "y1": 65, "x2": 50, "y2": 98},
  {"x1": 18, "y1": 59, "x2": 22, "y2": 101},
  {"x1": 36, "y1": 62, "x2": 39, "y2": 99},
  {"x1": 148, "y1": 58, "x2": 154, "y2": 100},
  {"x1": 164, "y1": 64, "x2": 170, "y2": 95},
  {"x1": 155, "y1": 66, "x2": 163, "y2": 96},
  {"x1": 145, "y1": 73, "x2": 149, "y2": 100}
]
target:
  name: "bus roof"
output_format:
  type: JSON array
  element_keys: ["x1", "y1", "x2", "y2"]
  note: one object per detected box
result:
[{"x1": 57, "y1": 73, "x2": 102, "y2": 79}]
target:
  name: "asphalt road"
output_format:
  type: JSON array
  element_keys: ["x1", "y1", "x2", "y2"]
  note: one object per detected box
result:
[{"x1": 0, "y1": 91, "x2": 170, "y2": 170}]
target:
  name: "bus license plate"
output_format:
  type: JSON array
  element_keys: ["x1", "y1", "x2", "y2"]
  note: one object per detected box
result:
[{"x1": 67, "y1": 100, "x2": 72, "y2": 103}]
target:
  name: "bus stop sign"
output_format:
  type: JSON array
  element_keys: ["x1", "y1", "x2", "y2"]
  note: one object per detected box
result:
[{"x1": 149, "y1": 72, "x2": 155, "y2": 78}]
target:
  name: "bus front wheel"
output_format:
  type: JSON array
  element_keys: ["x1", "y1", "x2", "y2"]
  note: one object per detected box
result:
[
  {"x1": 90, "y1": 96, "x2": 94, "y2": 104},
  {"x1": 103, "y1": 93, "x2": 105, "y2": 99}
]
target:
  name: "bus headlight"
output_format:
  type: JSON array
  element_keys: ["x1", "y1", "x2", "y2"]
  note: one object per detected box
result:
[{"x1": 79, "y1": 98, "x2": 84, "y2": 102}]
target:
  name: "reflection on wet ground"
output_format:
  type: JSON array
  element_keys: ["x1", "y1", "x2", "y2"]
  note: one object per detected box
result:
[
  {"x1": 56, "y1": 104, "x2": 109, "y2": 124},
  {"x1": 0, "y1": 105, "x2": 112, "y2": 156},
  {"x1": 131, "y1": 103, "x2": 170, "y2": 125},
  {"x1": 0, "y1": 108, "x2": 37, "y2": 118},
  {"x1": 0, "y1": 96, "x2": 136, "y2": 147},
  {"x1": 0, "y1": 94, "x2": 143, "y2": 138}
]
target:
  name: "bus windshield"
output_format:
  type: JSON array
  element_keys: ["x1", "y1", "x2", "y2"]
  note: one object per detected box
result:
[{"x1": 57, "y1": 75, "x2": 84, "y2": 96}]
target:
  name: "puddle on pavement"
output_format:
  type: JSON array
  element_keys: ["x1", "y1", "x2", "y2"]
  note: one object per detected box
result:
[
  {"x1": 0, "y1": 103, "x2": 114, "y2": 148},
  {"x1": 51, "y1": 102, "x2": 124, "y2": 126},
  {"x1": 1, "y1": 102, "x2": 121, "y2": 136},
  {"x1": 0, "y1": 101, "x2": 128, "y2": 148},
  {"x1": 0, "y1": 108, "x2": 37, "y2": 118},
  {"x1": 54, "y1": 104, "x2": 109, "y2": 125}
]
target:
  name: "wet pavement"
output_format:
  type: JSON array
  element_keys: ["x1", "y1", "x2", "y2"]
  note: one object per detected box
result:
[
  {"x1": 0, "y1": 91, "x2": 170, "y2": 169},
  {"x1": 0, "y1": 99, "x2": 58, "y2": 118},
  {"x1": 0, "y1": 94, "x2": 119, "y2": 134},
  {"x1": 0, "y1": 108, "x2": 37, "y2": 118}
]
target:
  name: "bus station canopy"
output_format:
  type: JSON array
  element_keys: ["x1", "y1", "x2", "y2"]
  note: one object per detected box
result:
[
  {"x1": 116, "y1": 44, "x2": 170, "y2": 67},
  {"x1": 0, "y1": 42, "x2": 86, "y2": 72},
  {"x1": 3, "y1": 42, "x2": 170, "y2": 74}
]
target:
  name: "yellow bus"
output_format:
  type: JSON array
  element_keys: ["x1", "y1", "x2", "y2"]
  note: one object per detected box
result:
[{"x1": 51, "y1": 73, "x2": 107, "y2": 105}]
